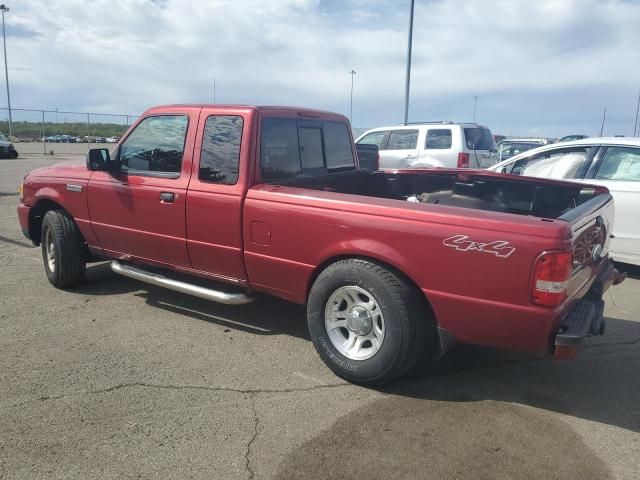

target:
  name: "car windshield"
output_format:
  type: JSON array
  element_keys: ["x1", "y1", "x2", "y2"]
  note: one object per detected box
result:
[
  {"x1": 464, "y1": 127, "x2": 496, "y2": 150},
  {"x1": 0, "y1": 134, "x2": 8, "y2": 142}
]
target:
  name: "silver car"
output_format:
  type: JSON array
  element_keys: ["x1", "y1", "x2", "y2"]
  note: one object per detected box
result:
[{"x1": 355, "y1": 122, "x2": 498, "y2": 169}]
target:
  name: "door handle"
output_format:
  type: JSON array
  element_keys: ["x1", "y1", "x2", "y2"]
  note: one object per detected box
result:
[{"x1": 160, "y1": 192, "x2": 175, "y2": 203}]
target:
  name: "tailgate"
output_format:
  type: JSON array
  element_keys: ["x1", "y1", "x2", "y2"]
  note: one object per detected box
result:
[{"x1": 558, "y1": 190, "x2": 615, "y2": 298}]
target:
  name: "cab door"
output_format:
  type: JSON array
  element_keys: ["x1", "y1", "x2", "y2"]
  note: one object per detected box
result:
[
  {"x1": 185, "y1": 107, "x2": 254, "y2": 283},
  {"x1": 88, "y1": 110, "x2": 198, "y2": 267}
]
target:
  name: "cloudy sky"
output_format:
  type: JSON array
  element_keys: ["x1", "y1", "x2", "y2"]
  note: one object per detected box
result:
[{"x1": 5, "y1": 0, "x2": 640, "y2": 136}]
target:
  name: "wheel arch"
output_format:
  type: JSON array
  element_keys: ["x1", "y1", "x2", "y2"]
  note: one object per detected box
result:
[
  {"x1": 306, "y1": 254, "x2": 438, "y2": 327},
  {"x1": 28, "y1": 198, "x2": 70, "y2": 245}
]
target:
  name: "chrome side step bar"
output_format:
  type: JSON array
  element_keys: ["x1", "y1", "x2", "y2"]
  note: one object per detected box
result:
[{"x1": 110, "y1": 261, "x2": 254, "y2": 305}]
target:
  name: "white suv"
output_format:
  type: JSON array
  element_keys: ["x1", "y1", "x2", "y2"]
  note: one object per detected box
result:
[{"x1": 355, "y1": 122, "x2": 498, "y2": 169}]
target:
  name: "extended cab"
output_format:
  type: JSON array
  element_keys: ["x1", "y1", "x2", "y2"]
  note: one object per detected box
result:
[{"x1": 17, "y1": 105, "x2": 625, "y2": 385}]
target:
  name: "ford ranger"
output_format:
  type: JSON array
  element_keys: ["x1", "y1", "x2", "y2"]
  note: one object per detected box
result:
[{"x1": 17, "y1": 105, "x2": 625, "y2": 385}]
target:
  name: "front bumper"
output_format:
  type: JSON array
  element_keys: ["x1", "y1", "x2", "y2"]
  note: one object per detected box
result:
[
  {"x1": 17, "y1": 204, "x2": 31, "y2": 241},
  {"x1": 554, "y1": 259, "x2": 626, "y2": 359}
]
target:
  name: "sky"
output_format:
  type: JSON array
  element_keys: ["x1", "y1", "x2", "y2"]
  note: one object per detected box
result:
[{"x1": 4, "y1": 0, "x2": 640, "y2": 136}]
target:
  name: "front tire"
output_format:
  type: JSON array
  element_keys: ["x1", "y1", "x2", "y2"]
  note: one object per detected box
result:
[
  {"x1": 41, "y1": 210, "x2": 86, "y2": 288},
  {"x1": 307, "y1": 259, "x2": 428, "y2": 386}
]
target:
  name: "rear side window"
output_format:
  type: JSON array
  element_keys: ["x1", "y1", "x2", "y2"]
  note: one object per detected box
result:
[
  {"x1": 199, "y1": 115, "x2": 243, "y2": 185},
  {"x1": 387, "y1": 130, "x2": 418, "y2": 150},
  {"x1": 464, "y1": 127, "x2": 496, "y2": 150},
  {"x1": 508, "y1": 148, "x2": 591, "y2": 179},
  {"x1": 119, "y1": 115, "x2": 188, "y2": 174},
  {"x1": 261, "y1": 118, "x2": 302, "y2": 180},
  {"x1": 425, "y1": 129, "x2": 452, "y2": 149},
  {"x1": 261, "y1": 118, "x2": 355, "y2": 181},
  {"x1": 325, "y1": 122, "x2": 355, "y2": 171},
  {"x1": 595, "y1": 147, "x2": 640, "y2": 181},
  {"x1": 357, "y1": 131, "x2": 386, "y2": 148}
]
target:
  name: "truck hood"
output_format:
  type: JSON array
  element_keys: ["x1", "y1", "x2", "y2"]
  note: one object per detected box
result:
[{"x1": 28, "y1": 159, "x2": 91, "y2": 181}]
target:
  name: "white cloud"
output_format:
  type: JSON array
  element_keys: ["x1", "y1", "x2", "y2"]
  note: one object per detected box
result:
[{"x1": 4, "y1": 0, "x2": 640, "y2": 135}]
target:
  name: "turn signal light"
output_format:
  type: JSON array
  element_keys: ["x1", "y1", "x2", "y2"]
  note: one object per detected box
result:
[{"x1": 532, "y1": 252, "x2": 573, "y2": 306}]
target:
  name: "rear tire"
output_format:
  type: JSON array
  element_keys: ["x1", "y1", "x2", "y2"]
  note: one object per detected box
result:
[
  {"x1": 41, "y1": 210, "x2": 86, "y2": 288},
  {"x1": 307, "y1": 259, "x2": 429, "y2": 386},
  {"x1": 10, "y1": 150, "x2": 18, "y2": 159}
]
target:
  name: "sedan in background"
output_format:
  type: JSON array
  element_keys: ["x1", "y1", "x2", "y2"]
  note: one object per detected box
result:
[
  {"x1": 497, "y1": 138, "x2": 547, "y2": 162},
  {"x1": 559, "y1": 134, "x2": 589, "y2": 142},
  {"x1": 489, "y1": 138, "x2": 640, "y2": 266}
]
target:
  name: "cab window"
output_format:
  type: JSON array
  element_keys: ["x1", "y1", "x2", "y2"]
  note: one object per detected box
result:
[
  {"x1": 119, "y1": 115, "x2": 188, "y2": 175},
  {"x1": 199, "y1": 115, "x2": 244, "y2": 185},
  {"x1": 261, "y1": 118, "x2": 355, "y2": 181}
]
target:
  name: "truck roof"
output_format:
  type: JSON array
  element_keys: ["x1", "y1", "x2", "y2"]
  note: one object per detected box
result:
[{"x1": 143, "y1": 104, "x2": 349, "y2": 122}]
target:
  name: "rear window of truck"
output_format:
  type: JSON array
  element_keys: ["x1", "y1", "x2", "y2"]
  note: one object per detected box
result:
[{"x1": 261, "y1": 118, "x2": 355, "y2": 181}]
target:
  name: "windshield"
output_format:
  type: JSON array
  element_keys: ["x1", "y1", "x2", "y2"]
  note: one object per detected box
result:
[
  {"x1": 464, "y1": 127, "x2": 496, "y2": 150},
  {"x1": 0, "y1": 134, "x2": 7, "y2": 142}
]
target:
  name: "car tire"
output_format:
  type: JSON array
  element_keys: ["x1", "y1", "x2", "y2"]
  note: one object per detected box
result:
[
  {"x1": 41, "y1": 210, "x2": 86, "y2": 288},
  {"x1": 10, "y1": 150, "x2": 17, "y2": 159},
  {"x1": 307, "y1": 258, "x2": 428, "y2": 386}
]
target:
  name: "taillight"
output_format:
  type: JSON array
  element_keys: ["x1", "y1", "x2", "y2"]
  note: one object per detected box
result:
[
  {"x1": 532, "y1": 252, "x2": 573, "y2": 306},
  {"x1": 457, "y1": 152, "x2": 470, "y2": 168}
]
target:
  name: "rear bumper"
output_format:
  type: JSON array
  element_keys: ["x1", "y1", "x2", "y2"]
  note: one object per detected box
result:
[{"x1": 554, "y1": 259, "x2": 626, "y2": 359}]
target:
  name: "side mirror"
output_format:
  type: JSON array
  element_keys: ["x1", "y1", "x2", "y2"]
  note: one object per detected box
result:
[
  {"x1": 356, "y1": 143, "x2": 379, "y2": 172},
  {"x1": 86, "y1": 148, "x2": 112, "y2": 171}
]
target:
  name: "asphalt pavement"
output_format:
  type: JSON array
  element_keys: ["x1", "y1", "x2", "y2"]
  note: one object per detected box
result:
[{"x1": 1, "y1": 155, "x2": 639, "y2": 479}]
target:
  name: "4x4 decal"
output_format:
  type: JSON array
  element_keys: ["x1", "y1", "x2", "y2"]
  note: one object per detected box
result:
[{"x1": 443, "y1": 235, "x2": 516, "y2": 258}]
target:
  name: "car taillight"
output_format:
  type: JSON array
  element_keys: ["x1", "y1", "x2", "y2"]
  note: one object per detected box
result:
[
  {"x1": 532, "y1": 252, "x2": 573, "y2": 306},
  {"x1": 457, "y1": 152, "x2": 470, "y2": 168}
]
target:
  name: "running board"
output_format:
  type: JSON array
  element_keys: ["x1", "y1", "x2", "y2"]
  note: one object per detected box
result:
[{"x1": 110, "y1": 261, "x2": 254, "y2": 305}]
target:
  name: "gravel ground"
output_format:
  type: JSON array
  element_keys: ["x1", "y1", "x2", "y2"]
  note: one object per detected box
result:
[{"x1": 1, "y1": 155, "x2": 639, "y2": 479}]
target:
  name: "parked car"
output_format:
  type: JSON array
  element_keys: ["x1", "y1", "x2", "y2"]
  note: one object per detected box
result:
[
  {"x1": 17, "y1": 105, "x2": 625, "y2": 385},
  {"x1": 489, "y1": 138, "x2": 640, "y2": 266},
  {"x1": 0, "y1": 133, "x2": 18, "y2": 158},
  {"x1": 559, "y1": 134, "x2": 589, "y2": 142},
  {"x1": 105, "y1": 136, "x2": 118, "y2": 143},
  {"x1": 355, "y1": 122, "x2": 498, "y2": 169},
  {"x1": 497, "y1": 138, "x2": 547, "y2": 162}
]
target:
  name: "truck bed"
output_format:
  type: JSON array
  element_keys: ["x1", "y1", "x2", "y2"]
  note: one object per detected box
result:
[{"x1": 273, "y1": 168, "x2": 605, "y2": 220}]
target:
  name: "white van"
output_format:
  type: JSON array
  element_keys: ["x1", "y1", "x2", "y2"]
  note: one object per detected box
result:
[{"x1": 355, "y1": 122, "x2": 498, "y2": 169}]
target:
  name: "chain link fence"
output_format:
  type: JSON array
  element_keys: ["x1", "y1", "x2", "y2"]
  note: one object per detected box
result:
[{"x1": 0, "y1": 107, "x2": 139, "y2": 156}]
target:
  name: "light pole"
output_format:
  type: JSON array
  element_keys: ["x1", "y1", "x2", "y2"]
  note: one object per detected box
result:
[
  {"x1": 633, "y1": 88, "x2": 640, "y2": 137},
  {"x1": 599, "y1": 106, "x2": 607, "y2": 137},
  {"x1": 403, "y1": 0, "x2": 415, "y2": 125},
  {"x1": 349, "y1": 69, "x2": 356, "y2": 125},
  {"x1": 473, "y1": 95, "x2": 478, "y2": 123},
  {"x1": 0, "y1": 4, "x2": 12, "y2": 138}
]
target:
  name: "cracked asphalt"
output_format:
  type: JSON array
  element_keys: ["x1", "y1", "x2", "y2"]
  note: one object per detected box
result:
[{"x1": 1, "y1": 155, "x2": 639, "y2": 479}]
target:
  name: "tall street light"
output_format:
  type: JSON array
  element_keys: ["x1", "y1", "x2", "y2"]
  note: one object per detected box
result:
[
  {"x1": 403, "y1": 0, "x2": 415, "y2": 125},
  {"x1": 349, "y1": 69, "x2": 356, "y2": 125},
  {"x1": 0, "y1": 4, "x2": 12, "y2": 138},
  {"x1": 473, "y1": 96, "x2": 478, "y2": 123}
]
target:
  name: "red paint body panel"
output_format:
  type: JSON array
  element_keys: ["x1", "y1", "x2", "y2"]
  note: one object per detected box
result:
[{"x1": 17, "y1": 104, "x2": 620, "y2": 357}]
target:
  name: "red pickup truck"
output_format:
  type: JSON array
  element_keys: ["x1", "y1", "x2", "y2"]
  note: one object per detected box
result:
[{"x1": 17, "y1": 105, "x2": 625, "y2": 385}]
